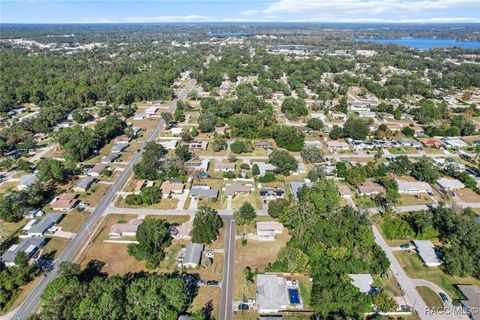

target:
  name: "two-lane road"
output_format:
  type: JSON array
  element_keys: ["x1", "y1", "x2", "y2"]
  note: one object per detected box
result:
[
  {"x1": 12, "y1": 79, "x2": 196, "y2": 320},
  {"x1": 219, "y1": 217, "x2": 235, "y2": 320}
]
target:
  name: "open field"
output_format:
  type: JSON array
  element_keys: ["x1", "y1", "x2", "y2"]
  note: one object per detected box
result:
[
  {"x1": 456, "y1": 188, "x2": 480, "y2": 202},
  {"x1": 58, "y1": 211, "x2": 89, "y2": 233},
  {"x1": 416, "y1": 286, "x2": 443, "y2": 309},
  {"x1": 40, "y1": 237, "x2": 69, "y2": 260}
]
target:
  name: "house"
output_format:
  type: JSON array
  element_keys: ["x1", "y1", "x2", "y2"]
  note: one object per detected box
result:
[
  {"x1": 170, "y1": 127, "x2": 184, "y2": 136},
  {"x1": 457, "y1": 285, "x2": 480, "y2": 320},
  {"x1": 413, "y1": 240, "x2": 442, "y2": 267},
  {"x1": 17, "y1": 173, "x2": 38, "y2": 191},
  {"x1": 179, "y1": 243, "x2": 204, "y2": 268},
  {"x1": 133, "y1": 113, "x2": 148, "y2": 120},
  {"x1": 190, "y1": 185, "x2": 219, "y2": 199},
  {"x1": 397, "y1": 139, "x2": 422, "y2": 148},
  {"x1": 357, "y1": 181, "x2": 385, "y2": 196},
  {"x1": 187, "y1": 141, "x2": 209, "y2": 150},
  {"x1": 225, "y1": 183, "x2": 251, "y2": 197},
  {"x1": 260, "y1": 188, "x2": 285, "y2": 201},
  {"x1": 111, "y1": 143, "x2": 128, "y2": 154},
  {"x1": 145, "y1": 106, "x2": 158, "y2": 115},
  {"x1": 23, "y1": 208, "x2": 43, "y2": 219},
  {"x1": 255, "y1": 140, "x2": 273, "y2": 149},
  {"x1": 295, "y1": 163, "x2": 307, "y2": 174},
  {"x1": 134, "y1": 180, "x2": 146, "y2": 193},
  {"x1": 443, "y1": 139, "x2": 469, "y2": 149},
  {"x1": 356, "y1": 111, "x2": 376, "y2": 118},
  {"x1": 257, "y1": 274, "x2": 289, "y2": 313},
  {"x1": 73, "y1": 176, "x2": 95, "y2": 192},
  {"x1": 395, "y1": 179, "x2": 432, "y2": 194},
  {"x1": 338, "y1": 185, "x2": 354, "y2": 198},
  {"x1": 115, "y1": 135, "x2": 131, "y2": 144},
  {"x1": 437, "y1": 177, "x2": 465, "y2": 191},
  {"x1": 109, "y1": 218, "x2": 143, "y2": 238},
  {"x1": 23, "y1": 219, "x2": 40, "y2": 232},
  {"x1": 326, "y1": 140, "x2": 349, "y2": 151},
  {"x1": 184, "y1": 159, "x2": 210, "y2": 172},
  {"x1": 304, "y1": 141, "x2": 322, "y2": 148},
  {"x1": 158, "y1": 140, "x2": 179, "y2": 150},
  {"x1": 214, "y1": 161, "x2": 235, "y2": 172},
  {"x1": 348, "y1": 274, "x2": 374, "y2": 294},
  {"x1": 253, "y1": 162, "x2": 277, "y2": 176},
  {"x1": 51, "y1": 193, "x2": 79, "y2": 211},
  {"x1": 88, "y1": 163, "x2": 107, "y2": 177},
  {"x1": 290, "y1": 181, "x2": 313, "y2": 199},
  {"x1": 96, "y1": 101, "x2": 107, "y2": 107},
  {"x1": 27, "y1": 213, "x2": 63, "y2": 237},
  {"x1": 256, "y1": 221, "x2": 284, "y2": 241},
  {"x1": 422, "y1": 139, "x2": 443, "y2": 148},
  {"x1": 161, "y1": 181, "x2": 185, "y2": 195},
  {"x1": 1, "y1": 237, "x2": 45, "y2": 267},
  {"x1": 101, "y1": 153, "x2": 119, "y2": 164},
  {"x1": 132, "y1": 127, "x2": 142, "y2": 137}
]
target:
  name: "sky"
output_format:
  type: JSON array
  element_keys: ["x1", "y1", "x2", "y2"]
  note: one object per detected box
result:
[{"x1": 1, "y1": 0, "x2": 480, "y2": 24}]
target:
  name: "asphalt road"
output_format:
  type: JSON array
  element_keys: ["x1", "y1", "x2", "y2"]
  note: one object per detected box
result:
[
  {"x1": 12, "y1": 79, "x2": 195, "y2": 320},
  {"x1": 219, "y1": 216, "x2": 235, "y2": 320}
]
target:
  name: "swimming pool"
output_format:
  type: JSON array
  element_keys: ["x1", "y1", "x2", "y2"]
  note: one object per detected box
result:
[{"x1": 288, "y1": 288, "x2": 300, "y2": 304}]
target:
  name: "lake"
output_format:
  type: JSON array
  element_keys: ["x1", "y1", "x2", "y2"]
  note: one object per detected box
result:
[{"x1": 355, "y1": 37, "x2": 480, "y2": 50}]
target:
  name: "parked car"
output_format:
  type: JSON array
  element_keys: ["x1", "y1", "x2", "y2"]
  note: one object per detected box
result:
[
  {"x1": 400, "y1": 242, "x2": 410, "y2": 249},
  {"x1": 238, "y1": 304, "x2": 249, "y2": 311},
  {"x1": 439, "y1": 293, "x2": 449, "y2": 302},
  {"x1": 206, "y1": 280, "x2": 219, "y2": 286}
]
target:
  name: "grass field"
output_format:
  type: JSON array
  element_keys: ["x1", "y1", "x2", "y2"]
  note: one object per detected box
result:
[
  {"x1": 416, "y1": 286, "x2": 443, "y2": 309},
  {"x1": 394, "y1": 251, "x2": 480, "y2": 300},
  {"x1": 58, "y1": 211, "x2": 89, "y2": 233},
  {"x1": 40, "y1": 237, "x2": 69, "y2": 259}
]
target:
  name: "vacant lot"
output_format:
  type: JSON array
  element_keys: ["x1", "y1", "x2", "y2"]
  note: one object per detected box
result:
[
  {"x1": 394, "y1": 251, "x2": 480, "y2": 300},
  {"x1": 233, "y1": 230, "x2": 290, "y2": 300},
  {"x1": 79, "y1": 183, "x2": 110, "y2": 206},
  {"x1": 190, "y1": 287, "x2": 221, "y2": 319},
  {"x1": 41, "y1": 237, "x2": 69, "y2": 259},
  {"x1": 456, "y1": 188, "x2": 480, "y2": 203},
  {"x1": 399, "y1": 194, "x2": 433, "y2": 206},
  {"x1": 58, "y1": 211, "x2": 89, "y2": 233},
  {"x1": 416, "y1": 286, "x2": 443, "y2": 309}
]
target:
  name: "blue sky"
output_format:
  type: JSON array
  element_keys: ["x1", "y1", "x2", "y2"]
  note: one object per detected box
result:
[{"x1": 1, "y1": 0, "x2": 480, "y2": 24}]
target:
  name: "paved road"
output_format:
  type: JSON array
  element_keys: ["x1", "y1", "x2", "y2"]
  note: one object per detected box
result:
[
  {"x1": 372, "y1": 225, "x2": 468, "y2": 320},
  {"x1": 108, "y1": 206, "x2": 268, "y2": 216},
  {"x1": 219, "y1": 216, "x2": 235, "y2": 320},
  {"x1": 12, "y1": 79, "x2": 196, "y2": 320}
]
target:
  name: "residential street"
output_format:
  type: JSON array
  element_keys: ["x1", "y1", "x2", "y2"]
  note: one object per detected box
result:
[
  {"x1": 11, "y1": 79, "x2": 196, "y2": 320},
  {"x1": 219, "y1": 216, "x2": 236, "y2": 320}
]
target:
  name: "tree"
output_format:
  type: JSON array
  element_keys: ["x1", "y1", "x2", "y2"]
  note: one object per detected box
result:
[
  {"x1": 372, "y1": 289, "x2": 398, "y2": 312},
  {"x1": 281, "y1": 97, "x2": 308, "y2": 120},
  {"x1": 402, "y1": 126, "x2": 415, "y2": 137},
  {"x1": 198, "y1": 113, "x2": 216, "y2": 132},
  {"x1": 230, "y1": 140, "x2": 252, "y2": 154},
  {"x1": 329, "y1": 125, "x2": 344, "y2": 140},
  {"x1": 133, "y1": 141, "x2": 168, "y2": 180},
  {"x1": 190, "y1": 206, "x2": 223, "y2": 244},
  {"x1": 252, "y1": 163, "x2": 260, "y2": 176},
  {"x1": 336, "y1": 161, "x2": 348, "y2": 178},
  {"x1": 411, "y1": 157, "x2": 440, "y2": 183},
  {"x1": 234, "y1": 202, "x2": 256, "y2": 225},
  {"x1": 343, "y1": 117, "x2": 371, "y2": 140},
  {"x1": 307, "y1": 118, "x2": 324, "y2": 130},
  {"x1": 36, "y1": 159, "x2": 69, "y2": 183},
  {"x1": 128, "y1": 219, "x2": 171, "y2": 269},
  {"x1": 174, "y1": 145, "x2": 192, "y2": 162},
  {"x1": 268, "y1": 150, "x2": 298, "y2": 175},
  {"x1": 273, "y1": 125, "x2": 304, "y2": 152},
  {"x1": 268, "y1": 198, "x2": 290, "y2": 218},
  {"x1": 161, "y1": 112, "x2": 173, "y2": 126},
  {"x1": 212, "y1": 134, "x2": 227, "y2": 152},
  {"x1": 301, "y1": 146, "x2": 323, "y2": 164}
]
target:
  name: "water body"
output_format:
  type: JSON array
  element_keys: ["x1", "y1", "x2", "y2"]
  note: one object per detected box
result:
[{"x1": 355, "y1": 37, "x2": 480, "y2": 50}]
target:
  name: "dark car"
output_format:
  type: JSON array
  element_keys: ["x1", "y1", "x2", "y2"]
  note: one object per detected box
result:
[
  {"x1": 206, "y1": 280, "x2": 219, "y2": 286},
  {"x1": 400, "y1": 243, "x2": 410, "y2": 249},
  {"x1": 238, "y1": 304, "x2": 249, "y2": 311},
  {"x1": 439, "y1": 293, "x2": 449, "y2": 302}
]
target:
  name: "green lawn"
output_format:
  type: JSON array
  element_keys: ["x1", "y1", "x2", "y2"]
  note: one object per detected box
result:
[
  {"x1": 354, "y1": 195, "x2": 376, "y2": 209},
  {"x1": 416, "y1": 286, "x2": 443, "y2": 309},
  {"x1": 394, "y1": 251, "x2": 480, "y2": 300}
]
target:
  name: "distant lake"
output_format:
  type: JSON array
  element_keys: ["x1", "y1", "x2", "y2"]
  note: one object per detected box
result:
[{"x1": 355, "y1": 37, "x2": 480, "y2": 50}]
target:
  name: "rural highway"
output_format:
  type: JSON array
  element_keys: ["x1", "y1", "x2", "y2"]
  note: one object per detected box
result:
[
  {"x1": 219, "y1": 216, "x2": 236, "y2": 320},
  {"x1": 12, "y1": 79, "x2": 196, "y2": 320}
]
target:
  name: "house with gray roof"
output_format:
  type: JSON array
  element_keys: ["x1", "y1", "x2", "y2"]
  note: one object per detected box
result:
[
  {"x1": 180, "y1": 243, "x2": 204, "y2": 268},
  {"x1": 413, "y1": 240, "x2": 442, "y2": 267},
  {"x1": 348, "y1": 274, "x2": 374, "y2": 294},
  {"x1": 73, "y1": 176, "x2": 95, "y2": 192},
  {"x1": 1, "y1": 237, "x2": 45, "y2": 267},
  {"x1": 27, "y1": 213, "x2": 63, "y2": 237},
  {"x1": 457, "y1": 285, "x2": 480, "y2": 320},
  {"x1": 190, "y1": 186, "x2": 219, "y2": 199},
  {"x1": 290, "y1": 181, "x2": 313, "y2": 199},
  {"x1": 253, "y1": 162, "x2": 277, "y2": 176},
  {"x1": 111, "y1": 143, "x2": 128, "y2": 154},
  {"x1": 17, "y1": 173, "x2": 38, "y2": 191},
  {"x1": 101, "y1": 153, "x2": 120, "y2": 164},
  {"x1": 257, "y1": 274, "x2": 289, "y2": 313}
]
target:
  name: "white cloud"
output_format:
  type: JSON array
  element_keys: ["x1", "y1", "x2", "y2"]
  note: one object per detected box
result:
[
  {"x1": 242, "y1": 9, "x2": 260, "y2": 16},
  {"x1": 123, "y1": 15, "x2": 212, "y2": 23},
  {"x1": 263, "y1": 0, "x2": 480, "y2": 17}
]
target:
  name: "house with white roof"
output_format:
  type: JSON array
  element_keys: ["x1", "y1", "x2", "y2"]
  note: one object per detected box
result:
[
  {"x1": 253, "y1": 162, "x2": 277, "y2": 176},
  {"x1": 413, "y1": 240, "x2": 442, "y2": 267},
  {"x1": 348, "y1": 274, "x2": 374, "y2": 294},
  {"x1": 437, "y1": 177, "x2": 465, "y2": 191},
  {"x1": 395, "y1": 179, "x2": 432, "y2": 194},
  {"x1": 257, "y1": 274, "x2": 290, "y2": 313},
  {"x1": 256, "y1": 221, "x2": 284, "y2": 241}
]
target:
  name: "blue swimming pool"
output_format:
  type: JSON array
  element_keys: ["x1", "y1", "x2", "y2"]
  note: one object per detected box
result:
[{"x1": 288, "y1": 288, "x2": 300, "y2": 304}]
